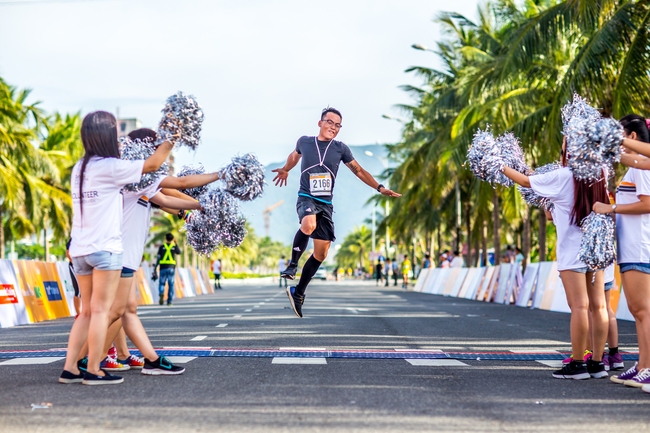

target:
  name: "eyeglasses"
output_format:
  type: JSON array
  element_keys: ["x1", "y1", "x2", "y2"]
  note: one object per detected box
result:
[{"x1": 322, "y1": 119, "x2": 343, "y2": 129}]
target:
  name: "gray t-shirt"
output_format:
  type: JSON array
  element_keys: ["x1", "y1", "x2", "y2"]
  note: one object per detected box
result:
[{"x1": 295, "y1": 135, "x2": 354, "y2": 203}]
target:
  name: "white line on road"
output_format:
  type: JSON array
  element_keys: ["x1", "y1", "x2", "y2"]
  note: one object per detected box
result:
[
  {"x1": 536, "y1": 360, "x2": 563, "y2": 368},
  {"x1": 215, "y1": 324, "x2": 228, "y2": 328},
  {"x1": 244, "y1": 309, "x2": 252, "y2": 312},
  {"x1": 233, "y1": 315, "x2": 242, "y2": 318},
  {"x1": 191, "y1": 336, "x2": 207, "y2": 341},
  {"x1": 0, "y1": 357, "x2": 64, "y2": 365},
  {"x1": 405, "y1": 359, "x2": 469, "y2": 366},
  {"x1": 165, "y1": 356, "x2": 198, "y2": 364},
  {"x1": 272, "y1": 357, "x2": 327, "y2": 365},
  {"x1": 279, "y1": 347, "x2": 327, "y2": 351},
  {"x1": 137, "y1": 310, "x2": 162, "y2": 315},
  {"x1": 510, "y1": 350, "x2": 561, "y2": 354}
]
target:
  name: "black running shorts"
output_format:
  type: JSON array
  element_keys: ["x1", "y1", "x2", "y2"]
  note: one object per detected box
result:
[{"x1": 296, "y1": 196, "x2": 336, "y2": 242}]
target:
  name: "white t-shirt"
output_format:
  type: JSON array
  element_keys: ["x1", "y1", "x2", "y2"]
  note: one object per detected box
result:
[
  {"x1": 529, "y1": 167, "x2": 585, "y2": 271},
  {"x1": 604, "y1": 263, "x2": 615, "y2": 284},
  {"x1": 212, "y1": 260, "x2": 222, "y2": 274},
  {"x1": 616, "y1": 168, "x2": 650, "y2": 264},
  {"x1": 450, "y1": 257, "x2": 464, "y2": 268},
  {"x1": 121, "y1": 176, "x2": 165, "y2": 270},
  {"x1": 278, "y1": 258, "x2": 286, "y2": 272},
  {"x1": 70, "y1": 157, "x2": 144, "y2": 257}
]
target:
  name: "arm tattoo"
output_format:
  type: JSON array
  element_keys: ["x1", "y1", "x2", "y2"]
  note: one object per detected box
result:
[{"x1": 347, "y1": 162, "x2": 360, "y2": 175}]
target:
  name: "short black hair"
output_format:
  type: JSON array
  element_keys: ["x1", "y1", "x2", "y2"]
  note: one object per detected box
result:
[
  {"x1": 165, "y1": 233, "x2": 174, "y2": 242},
  {"x1": 321, "y1": 107, "x2": 342, "y2": 121}
]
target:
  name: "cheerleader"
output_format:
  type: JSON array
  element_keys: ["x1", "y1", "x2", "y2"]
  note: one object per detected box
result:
[
  {"x1": 60, "y1": 111, "x2": 173, "y2": 385},
  {"x1": 501, "y1": 138, "x2": 608, "y2": 380},
  {"x1": 593, "y1": 115, "x2": 650, "y2": 388}
]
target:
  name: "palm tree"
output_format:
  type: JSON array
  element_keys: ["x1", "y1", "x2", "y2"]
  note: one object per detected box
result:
[{"x1": 336, "y1": 226, "x2": 372, "y2": 270}]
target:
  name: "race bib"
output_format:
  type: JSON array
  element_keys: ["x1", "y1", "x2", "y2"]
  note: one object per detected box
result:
[{"x1": 309, "y1": 173, "x2": 332, "y2": 196}]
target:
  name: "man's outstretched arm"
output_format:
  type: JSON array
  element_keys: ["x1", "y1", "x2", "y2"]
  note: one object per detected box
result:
[
  {"x1": 271, "y1": 151, "x2": 302, "y2": 187},
  {"x1": 345, "y1": 160, "x2": 401, "y2": 197}
]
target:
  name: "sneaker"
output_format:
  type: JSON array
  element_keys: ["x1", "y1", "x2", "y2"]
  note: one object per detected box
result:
[
  {"x1": 285, "y1": 286, "x2": 304, "y2": 318},
  {"x1": 611, "y1": 362, "x2": 638, "y2": 384},
  {"x1": 100, "y1": 356, "x2": 130, "y2": 372},
  {"x1": 280, "y1": 262, "x2": 298, "y2": 280},
  {"x1": 623, "y1": 368, "x2": 650, "y2": 388},
  {"x1": 587, "y1": 359, "x2": 608, "y2": 378},
  {"x1": 552, "y1": 361, "x2": 590, "y2": 380},
  {"x1": 107, "y1": 345, "x2": 117, "y2": 359},
  {"x1": 167, "y1": 302, "x2": 172, "y2": 306},
  {"x1": 608, "y1": 352, "x2": 625, "y2": 370},
  {"x1": 77, "y1": 357, "x2": 88, "y2": 373},
  {"x1": 141, "y1": 356, "x2": 185, "y2": 375},
  {"x1": 82, "y1": 371, "x2": 124, "y2": 385},
  {"x1": 118, "y1": 355, "x2": 144, "y2": 369},
  {"x1": 562, "y1": 349, "x2": 592, "y2": 365},
  {"x1": 642, "y1": 384, "x2": 650, "y2": 394},
  {"x1": 58, "y1": 370, "x2": 84, "y2": 384},
  {"x1": 159, "y1": 295, "x2": 164, "y2": 305},
  {"x1": 602, "y1": 352, "x2": 610, "y2": 371}
]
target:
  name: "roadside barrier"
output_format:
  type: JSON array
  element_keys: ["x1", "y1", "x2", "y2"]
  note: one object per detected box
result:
[
  {"x1": 413, "y1": 262, "x2": 633, "y2": 321},
  {"x1": 0, "y1": 259, "x2": 211, "y2": 328}
]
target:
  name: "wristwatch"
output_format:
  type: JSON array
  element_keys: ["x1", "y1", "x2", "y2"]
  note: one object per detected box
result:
[
  {"x1": 612, "y1": 204, "x2": 617, "y2": 213},
  {"x1": 376, "y1": 184, "x2": 385, "y2": 192}
]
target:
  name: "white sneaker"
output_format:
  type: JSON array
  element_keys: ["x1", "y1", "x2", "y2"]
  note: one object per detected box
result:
[{"x1": 643, "y1": 384, "x2": 650, "y2": 394}]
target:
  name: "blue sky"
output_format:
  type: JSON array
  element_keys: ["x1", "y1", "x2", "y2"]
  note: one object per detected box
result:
[{"x1": 0, "y1": 0, "x2": 480, "y2": 169}]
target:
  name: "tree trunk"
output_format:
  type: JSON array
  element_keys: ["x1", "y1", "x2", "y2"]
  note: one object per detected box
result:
[
  {"x1": 436, "y1": 226, "x2": 442, "y2": 264},
  {"x1": 43, "y1": 228, "x2": 49, "y2": 262},
  {"x1": 481, "y1": 219, "x2": 488, "y2": 267},
  {"x1": 492, "y1": 190, "x2": 500, "y2": 265},
  {"x1": 473, "y1": 228, "x2": 480, "y2": 267},
  {"x1": 539, "y1": 210, "x2": 547, "y2": 262},
  {"x1": 523, "y1": 207, "x2": 531, "y2": 269}
]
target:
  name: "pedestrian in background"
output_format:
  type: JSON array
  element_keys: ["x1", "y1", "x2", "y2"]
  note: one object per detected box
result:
[
  {"x1": 450, "y1": 250, "x2": 464, "y2": 268},
  {"x1": 212, "y1": 258, "x2": 222, "y2": 290},
  {"x1": 153, "y1": 233, "x2": 181, "y2": 305},
  {"x1": 391, "y1": 258, "x2": 399, "y2": 286},
  {"x1": 401, "y1": 257, "x2": 411, "y2": 289},
  {"x1": 384, "y1": 258, "x2": 392, "y2": 287},
  {"x1": 375, "y1": 260, "x2": 383, "y2": 286},
  {"x1": 278, "y1": 255, "x2": 287, "y2": 287}
]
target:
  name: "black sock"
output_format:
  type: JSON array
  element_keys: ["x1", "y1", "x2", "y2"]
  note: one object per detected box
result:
[
  {"x1": 290, "y1": 230, "x2": 310, "y2": 265},
  {"x1": 609, "y1": 347, "x2": 619, "y2": 355},
  {"x1": 295, "y1": 255, "x2": 322, "y2": 297}
]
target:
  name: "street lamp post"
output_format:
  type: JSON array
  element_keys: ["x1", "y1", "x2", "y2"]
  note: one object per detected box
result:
[{"x1": 365, "y1": 150, "x2": 390, "y2": 259}]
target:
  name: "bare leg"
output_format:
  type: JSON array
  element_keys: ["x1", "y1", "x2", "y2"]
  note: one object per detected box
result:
[
  {"x1": 560, "y1": 270, "x2": 590, "y2": 361},
  {"x1": 102, "y1": 277, "x2": 135, "y2": 354},
  {"x1": 114, "y1": 326, "x2": 130, "y2": 360},
  {"x1": 605, "y1": 290, "x2": 618, "y2": 349},
  {"x1": 621, "y1": 271, "x2": 650, "y2": 369},
  {"x1": 86, "y1": 269, "x2": 122, "y2": 376},
  {"x1": 121, "y1": 279, "x2": 159, "y2": 360},
  {"x1": 63, "y1": 274, "x2": 92, "y2": 374}
]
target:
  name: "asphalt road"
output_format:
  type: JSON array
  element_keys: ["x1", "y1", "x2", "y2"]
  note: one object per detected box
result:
[{"x1": 0, "y1": 280, "x2": 648, "y2": 433}]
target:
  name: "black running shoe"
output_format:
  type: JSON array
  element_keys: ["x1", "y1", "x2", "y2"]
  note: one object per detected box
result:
[
  {"x1": 141, "y1": 356, "x2": 185, "y2": 375},
  {"x1": 552, "y1": 361, "x2": 589, "y2": 380},
  {"x1": 82, "y1": 371, "x2": 124, "y2": 385},
  {"x1": 77, "y1": 357, "x2": 88, "y2": 373},
  {"x1": 286, "y1": 286, "x2": 304, "y2": 318},
  {"x1": 59, "y1": 370, "x2": 84, "y2": 384},
  {"x1": 159, "y1": 295, "x2": 164, "y2": 305},
  {"x1": 280, "y1": 262, "x2": 298, "y2": 280},
  {"x1": 587, "y1": 359, "x2": 608, "y2": 379}
]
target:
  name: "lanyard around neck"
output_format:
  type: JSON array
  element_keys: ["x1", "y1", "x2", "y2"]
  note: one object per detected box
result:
[{"x1": 314, "y1": 136, "x2": 333, "y2": 167}]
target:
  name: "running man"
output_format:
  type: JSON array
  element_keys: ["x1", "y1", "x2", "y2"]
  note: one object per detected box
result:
[{"x1": 272, "y1": 107, "x2": 401, "y2": 318}]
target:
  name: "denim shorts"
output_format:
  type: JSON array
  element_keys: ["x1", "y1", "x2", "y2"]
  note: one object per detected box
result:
[
  {"x1": 604, "y1": 281, "x2": 614, "y2": 291},
  {"x1": 120, "y1": 267, "x2": 136, "y2": 278},
  {"x1": 72, "y1": 251, "x2": 123, "y2": 276},
  {"x1": 564, "y1": 267, "x2": 589, "y2": 274},
  {"x1": 619, "y1": 262, "x2": 650, "y2": 275}
]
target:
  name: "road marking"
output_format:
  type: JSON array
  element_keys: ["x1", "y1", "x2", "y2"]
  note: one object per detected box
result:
[
  {"x1": 165, "y1": 356, "x2": 198, "y2": 364},
  {"x1": 244, "y1": 309, "x2": 252, "y2": 312},
  {"x1": 272, "y1": 357, "x2": 327, "y2": 365},
  {"x1": 405, "y1": 359, "x2": 468, "y2": 367},
  {"x1": 0, "y1": 357, "x2": 64, "y2": 365},
  {"x1": 216, "y1": 324, "x2": 228, "y2": 328},
  {"x1": 190, "y1": 336, "x2": 207, "y2": 341},
  {"x1": 137, "y1": 310, "x2": 162, "y2": 315},
  {"x1": 162, "y1": 346, "x2": 211, "y2": 350},
  {"x1": 394, "y1": 349, "x2": 444, "y2": 353},
  {"x1": 264, "y1": 299, "x2": 271, "y2": 302},
  {"x1": 258, "y1": 302, "x2": 266, "y2": 305},
  {"x1": 233, "y1": 315, "x2": 242, "y2": 318},
  {"x1": 536, "y1": 360, "x2": 563, "y2": 368},
  {"x1": 509, "y1": 350, "x2": 561, "y2": 354},
  {"x1": 253, "y1": 306, "x2": 260, "y2": 308},
  {"x1": 279, "y1": 347, "x2": 327, "y2": 351}
]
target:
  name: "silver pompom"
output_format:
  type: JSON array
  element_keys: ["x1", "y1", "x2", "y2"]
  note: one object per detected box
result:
[
  {"x1": 119, "y1": 137, "x2": 168, "y2": 193},
  {"x1": 579, "y1": 212, "x2": 616, "y2": 271},
  {"x1": 518, "y1": 162, "x2": 562, "y2": 211},
  {"x1": 185, "y1": 189, "x2": 247, "y2": 255},
  {"x1": 561, "y1": 93, "x2": 606, "y2": 182},
  {"x1": 467, "y1": 127, "x2": 529, "y2": 187},
  {"x1": 155, "y1": 91, "x2": 204, "y2": 150},
  {"x1": 177, "y1": 164, "x2": 208, "y2": 200},
  {"x1": 590, "y1": 117, "x2": 624, "y2": 176},
  {"x1": 221, "y1": 154, "x2": 265, "y2": 201}
]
